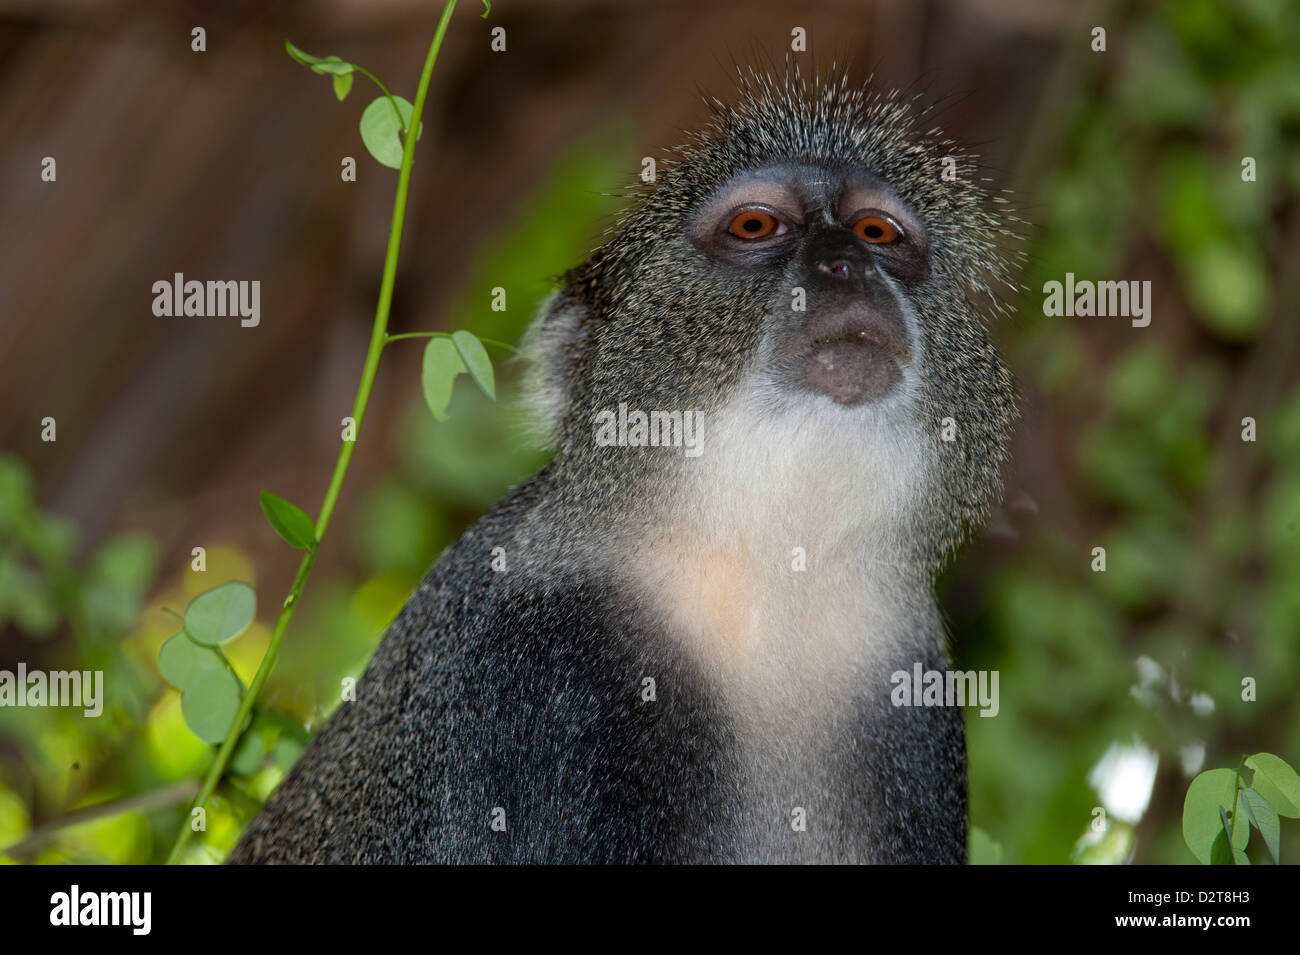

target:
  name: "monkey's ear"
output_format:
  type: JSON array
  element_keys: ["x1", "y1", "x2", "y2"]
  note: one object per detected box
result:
[{"x1": 520, "y1": 288, "x2": 591, "y2": 446}]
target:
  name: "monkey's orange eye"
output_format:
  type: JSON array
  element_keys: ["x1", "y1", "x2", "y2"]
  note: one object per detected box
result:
[
  {"x1": 728, "y1": 210, "x2": 780, "y2": 240},
  {"x1": 852, "y1": 214, "x2": 901, "y2": 244}
]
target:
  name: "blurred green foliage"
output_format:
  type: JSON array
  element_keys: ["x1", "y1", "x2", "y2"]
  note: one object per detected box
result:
[
  {"x1": 960, "y1": 0, "x2": 1300, "y2": 864},
  {"x1": 0, "y1": 456, "x2": 159, "y2": 862}
]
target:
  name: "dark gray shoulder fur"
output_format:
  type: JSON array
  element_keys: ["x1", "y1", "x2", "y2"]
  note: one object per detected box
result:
[{"x1": 227, "y1": 474, "x2": 744, "y2": 863}]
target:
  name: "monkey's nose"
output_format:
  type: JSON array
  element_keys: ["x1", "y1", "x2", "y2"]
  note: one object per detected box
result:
[{"x1": 817, "y1": 259, "x2": 855, "y2": 281}]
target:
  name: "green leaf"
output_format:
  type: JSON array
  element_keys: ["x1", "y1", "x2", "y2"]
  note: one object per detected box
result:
[
  {"x1": 481, "y1": 0, "x2": 492, "y2": 17},
  {"x1": 273, "y1": 736, "x2": 306, "y2": 772},
  {"x1": 230, "y1": 725, "x2": 270, "y2": 776},
  {"x1": 968, "y1": 826, "x2": 1003, "y2": 864},
  {"x1": 285, "y1": 40, "x2": 324, "y2": 66},
  {"x1": 230, "y1": 712, "x2": 300, "y2": 775},
  {"x1": 1213, "y1": 807, "x2": 1237, "y2": 865},
  {"x1": 333, "y1": 71, "x2": 353, "y2": 102},
  {"x1": 180, "y1": 668, "x2": 242, "y2": 745},
  {"x1": 451, "y1": 330, "x2": 496, "y2": 400},
  {"x1": 1183, "y1": 768, "x2": 1248, "y2": 863},
  {"x1": 157, "y1": 632, "x2": 226, "y2": 690},
  {"x1": 1240, "y1": 788, "x2": 1280, "y2": 863},
  {"x1": 1245, "y1": 753, "x2": 1300, "y2": 818},
  {"x1": 1209, "y1": 826, "x2": 1234, "y2": 865},
  {"x1": 286, "y1": 44, "x2": 358, "y2": 94},
  {"x1": 359, "y1": 95, "x2": 421, "y2": 170},
  {"x1": 184, "y1": 581, "x2": 256, "y2": 646},
  {"x1": 421, "y1": 337, "x2": 467, "y2": 423},
  {"x1": 1182, "y1": 240, "x2": 1270, "y2": 342},
  {"x1": 259, "y1": 491, "x2": 317, "y2": 550},
  {"x1": 310, "y1": 55, "x2": 355, "y2": 77}
]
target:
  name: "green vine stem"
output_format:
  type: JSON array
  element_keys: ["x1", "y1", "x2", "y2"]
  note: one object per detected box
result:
[{"x1": 165, "y1": 0, "x2": 459, "y2": 864}]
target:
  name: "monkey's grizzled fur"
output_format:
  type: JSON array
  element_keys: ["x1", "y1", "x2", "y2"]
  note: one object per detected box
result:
[{"x1": 229, "y1": 67, "x2": 1018, "y2": 864}]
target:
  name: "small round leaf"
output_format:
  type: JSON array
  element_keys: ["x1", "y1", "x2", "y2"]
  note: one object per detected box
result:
[
  {"x1": 184, "y1": 581, "x2": 256, "y2": 646},
  {"x1": 157, "y1": 631, "x2": 226, "y2": 690},
  {"x1": 181, "y1": 668, "x2": 242, "y2": 745},
  {"x1": 259, "y1": 491, "x2": 316, "y2": 549},
  {"x1": 359, "y1": 96, "x2": 422, "y2": 170},
  {"x1": 421, "y1": 337, "x2": 466, "y2": 423},
  {"x1": 451, "y1": 330, "x2": 496, "y2": 400}
]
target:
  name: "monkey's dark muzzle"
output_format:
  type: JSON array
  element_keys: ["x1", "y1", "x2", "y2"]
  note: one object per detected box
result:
[
  {"x1": 777, "y1": 227, "x2": 914, "y2": 406},
  {"x1": 800, "y1": 312, "x2": 908, "y2": 406}
]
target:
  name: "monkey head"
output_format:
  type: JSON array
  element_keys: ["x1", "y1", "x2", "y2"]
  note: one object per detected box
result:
[{"x1": 525, "y1": 69, "x2": 1019, "y2": 571}]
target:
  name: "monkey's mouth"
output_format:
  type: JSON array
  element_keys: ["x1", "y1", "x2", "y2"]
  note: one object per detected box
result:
[{"x1": 801, "y1": 321, "x2": 908, "y2": 407}]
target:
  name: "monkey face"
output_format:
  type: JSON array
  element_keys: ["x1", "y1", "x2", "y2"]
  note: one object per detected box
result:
[
  {"x1": 688, "y1": 162, "x2": 929, "y2": 408},
  {"x1": 524, "y1": 74, "x2": 1017, "y2": 562}
]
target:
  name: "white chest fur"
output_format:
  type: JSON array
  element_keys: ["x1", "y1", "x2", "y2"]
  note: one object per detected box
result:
[
  {"x1": 629, "y1": 386, "x2": 935, "y2": 729},
  {"x1": 623, "y1": 387, "x2": 943, "y2": 860}
]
